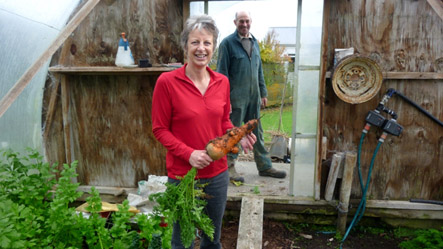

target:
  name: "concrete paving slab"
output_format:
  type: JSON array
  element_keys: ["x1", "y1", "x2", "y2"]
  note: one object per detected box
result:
[{"x1": 227, "y1": 160, "x2": 290, "y2": 197}]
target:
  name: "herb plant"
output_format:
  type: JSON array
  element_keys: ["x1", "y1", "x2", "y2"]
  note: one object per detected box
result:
[
  {"x1": 0, "y1": 148, "x2": 174, "y2": 248},
  {"x1": 399, "y1": 227, "x2": 443, "y2": 249},
  {"x1": 150, "y1": 167, "x2": 215, "y2": 248}
]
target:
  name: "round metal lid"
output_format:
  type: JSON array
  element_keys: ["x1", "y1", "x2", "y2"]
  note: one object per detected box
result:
[{"x1": 332, "y1": 55, "x2": 383, "y2": 104}]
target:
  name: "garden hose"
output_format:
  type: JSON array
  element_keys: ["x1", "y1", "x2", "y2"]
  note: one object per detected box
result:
[
  {"x1": 340, "y1": 130, "x2": 386, "y2": 249},
  {"x1": 339, "y1": 87, "x2": 439, "y2": 248},
  {"x1": 388, "y1": 88, "x2": 443, "y2": 127}
]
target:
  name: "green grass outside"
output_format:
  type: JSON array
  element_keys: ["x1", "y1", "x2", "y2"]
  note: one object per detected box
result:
[{"x1": 260, "y1": 105, "x2": 292, "y2": 144}]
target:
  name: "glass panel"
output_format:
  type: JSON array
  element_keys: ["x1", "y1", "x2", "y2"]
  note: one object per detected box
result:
[
  {"x1": 295, "y1": 70, "x2": 319, "y2": 134},
  {"x1": 292, "y1": 137, "x2": 316, "y2": 196},
  {"x1": 290, "y1": 0, "x2": 324, "y2": 197},
  {"x1": 299, "y1": 1, "x2": 324, "y2": 66},
  {"x1": 190, "y1": 1, "x2": 205, "y2": 16},
  {"x1": 299, "y1": 26, "x2": 322, "y2": 66}
]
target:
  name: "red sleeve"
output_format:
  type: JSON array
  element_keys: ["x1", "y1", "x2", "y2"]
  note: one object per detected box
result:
[
  {"x1": 221, "y1": 76, "x2": 234, "y2": 133},
  {"x1": 151, "y1": 74, "x2": 194, "y2": 162}
]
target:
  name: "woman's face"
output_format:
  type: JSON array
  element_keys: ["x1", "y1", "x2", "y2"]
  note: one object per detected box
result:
[{"x1": 186, "y1": 28, "x2": 214, "y2": 69}]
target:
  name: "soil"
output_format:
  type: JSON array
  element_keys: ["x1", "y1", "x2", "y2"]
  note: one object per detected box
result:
[
  {"x1": 196, "y1": 218, "x2": 408, "y2": 249},
  {"x1": 195, "y1": 153, "x2": 408, "y2": 248}
]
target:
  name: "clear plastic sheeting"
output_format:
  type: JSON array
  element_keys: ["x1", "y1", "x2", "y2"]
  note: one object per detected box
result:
[
  {"x1": 0, "y1": 0, "x2": 79, "y2": 155},
  {"x1": 290, "y1": 0, "x2": 324, "y2": 197}
]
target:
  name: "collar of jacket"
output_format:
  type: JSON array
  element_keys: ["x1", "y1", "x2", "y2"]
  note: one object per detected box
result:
[
  {"x1": 233, "y1": 30, "x2": 257, "y2": 44},
  {"x1": 174, "y1": 63, "x2": 223, "y2": 85}
]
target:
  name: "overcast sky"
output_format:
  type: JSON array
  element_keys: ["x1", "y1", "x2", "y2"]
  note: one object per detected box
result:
[{"x1": 191, "y1": 0, "x2": 324, "y2": 43}]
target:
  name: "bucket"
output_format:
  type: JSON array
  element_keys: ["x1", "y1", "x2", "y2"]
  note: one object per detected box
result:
[{"x1": 269, "y1": 135, "x2": 288, "y2": 161}]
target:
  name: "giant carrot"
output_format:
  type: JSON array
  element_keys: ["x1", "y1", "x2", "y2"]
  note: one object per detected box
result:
[{"x1": 205, "y1": 119, "x2": 258, "y2": 160}]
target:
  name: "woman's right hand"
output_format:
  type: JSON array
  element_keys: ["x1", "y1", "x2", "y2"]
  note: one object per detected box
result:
[{"x1": 189, "y1": 150, "x2": 213, "y2": 169}]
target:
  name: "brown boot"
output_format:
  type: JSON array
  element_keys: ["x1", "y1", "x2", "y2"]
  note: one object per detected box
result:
[
  {"x1": 228, "y1": 158, "x2": 244, "y2": 183},
  {"x1": 259, "y1": 167, "x2": 286, "y2": 178}
]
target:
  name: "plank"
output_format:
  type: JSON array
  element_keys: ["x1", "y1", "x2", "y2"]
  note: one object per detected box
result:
[
  {"x1": 77, "y1": 185, "x2": 136, "y2": 196},
  {"x1": 61, "y1": 75, "x2": 72, "y2": 166},
  {"x1": 337, "y1": 152, "x2": 357, "y2": 234},
  {"x1": 324, "y1": 153, "x2": 344, "y2": 201},
  {"x1": 383, "y1": 72, "x2": 443, "y2": 79},
  {"x1": 365, "y1": 200, "x2": 443, "y2": 211},
  {"x1": 48, "y1": 66, "x2": 174, "y2": 75},
  {"x1": 237, "y1": 197, "x2": 264, "y2": 249},
  {"x1": 43, "y1": 80, "x2": 61, "y2": 141},
  {"x1": 0, "y1": 0, "x2": 100, "y2": 118},
  {"x1": 427, "y1": 0, "x2": 443, "y2": 21},
  {"x1": 325, "y1": 71, "x2": 443, "y2": 79},
  {"x1": 183, "y1": 0, "x2": 190, "y2": 27},
  {"x1": 315, "y1": 0, "x2": 331, "y2": 201},
  {"x1": 321, "y1": 136, "x2": 328, "y2": 160}
]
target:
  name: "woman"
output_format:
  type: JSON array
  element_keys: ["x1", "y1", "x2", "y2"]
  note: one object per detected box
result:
[{"x1": 151, "y1": 15, "x2": 256, "y2": 249}]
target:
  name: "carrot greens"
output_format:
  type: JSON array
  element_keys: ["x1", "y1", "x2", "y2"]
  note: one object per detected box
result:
[{"x1": 150, "y1": 167, "x2": 214, "y2": 248}]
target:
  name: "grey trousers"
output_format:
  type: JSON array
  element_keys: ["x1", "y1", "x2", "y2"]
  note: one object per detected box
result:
[{"x1": 169, "y1": 170, "x2": 229, "y2": 249}]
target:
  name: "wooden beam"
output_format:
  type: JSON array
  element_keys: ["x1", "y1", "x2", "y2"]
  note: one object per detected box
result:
[
  {"x1": 337, "y1": 152, "x2": 357, "y2": 234},
  {"x1": 43, "y1": 79, "x2": 61, "y2": 140},
  {"x1": 382, "y1": 72, "x2": 443, "y2": 80},
  {"x1": 315, "y1": 0, "x2": 331, "y2": 201},
  {"x1": 183, "y1": 0, "x2": 190, "y2": 28},
  {"x1": 48, "y1": 66, "x2": 174, "y2": 75},
  {"x1": 324, "y1": 153, "x2": 344, "y2": 201},
  {"x1": 325, "y1": 71, "x2": 443, "y2": 80},
  {"x1": 0, "y1": 0, "x2": 100, "y2": 118},
  {"x1": 61, "y1": 75, "x2": 72, "y2": 165},
  {"x1": 237, "y1": 197, "x2": 264, "y2": 249},
  {"x1": 321, "y1": 136, "x2": 327, "y2": 160},
  {"x1": 427, "y1": 0, "x2": 443, "y2": 21}
]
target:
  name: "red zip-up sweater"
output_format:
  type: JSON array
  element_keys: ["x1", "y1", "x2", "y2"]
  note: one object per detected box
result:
[{"x1": 152, "y1": 64, "x2": 233, "y2": 179}]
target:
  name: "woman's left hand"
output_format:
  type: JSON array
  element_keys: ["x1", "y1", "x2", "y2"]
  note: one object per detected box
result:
[
  {"x1": 240, "y1": 133, "x2": 257, "y2": 154},
  {"x1": 189, "y1": 150, "x2": 213, "y2": 169}
]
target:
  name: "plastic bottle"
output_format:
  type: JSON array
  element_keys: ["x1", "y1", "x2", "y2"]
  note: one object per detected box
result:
[{"x1": 115, "y1": 32, "x2": 135, "y2": 67}]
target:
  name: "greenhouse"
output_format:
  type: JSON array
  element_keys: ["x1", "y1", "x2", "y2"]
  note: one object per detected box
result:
[{"x1": 0, "y1": 0, "x2": 442, "y2": 248}]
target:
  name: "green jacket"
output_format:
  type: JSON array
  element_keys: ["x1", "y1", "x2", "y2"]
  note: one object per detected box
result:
[{"x1": 217, "y1": 31, "x2": 267, "y2": 108}]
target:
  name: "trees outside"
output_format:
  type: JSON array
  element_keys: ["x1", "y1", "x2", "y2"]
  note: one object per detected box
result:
[
  {"x1": 259, "y1": 30, "x2": 293, "y2": 107},
  {"x1": 212, "y1": 30, "x2": 293, "y2": 108}
]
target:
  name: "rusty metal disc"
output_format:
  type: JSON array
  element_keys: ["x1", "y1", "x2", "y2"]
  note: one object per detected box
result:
[{"x1": 331, "y1": 55, "x2": 383, "y2": 104}]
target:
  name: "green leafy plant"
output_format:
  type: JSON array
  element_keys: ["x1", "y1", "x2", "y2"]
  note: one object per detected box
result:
[
  {"x1": 394, "y1": 227, "x2": 417, "y2": 238},
  {"x1": 0, "y1": 148, "x2": 174, "y2": 248},
  {"x1": 252, "y1": 186, "x2": 261, "y2": 194},
  {"x1": 150, "y1": 167, "x2": 214, "y2": 248},
  {"x1": 399, "y1": 227, "x2": 443, "y2": 249}
]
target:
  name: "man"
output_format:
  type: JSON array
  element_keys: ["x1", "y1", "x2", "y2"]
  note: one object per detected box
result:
[{"x1": 217, "y1": 11, "x2": 286, "y2": 182}]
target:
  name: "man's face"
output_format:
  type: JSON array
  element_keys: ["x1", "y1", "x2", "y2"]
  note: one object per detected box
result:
[{"x1": 234, "y1": 12, "x2": 251, "y2": 37}]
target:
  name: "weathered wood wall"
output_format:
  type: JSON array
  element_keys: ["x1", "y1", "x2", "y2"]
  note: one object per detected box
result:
[
  {"x1": 43, "y1": 0, "x2": 183, "y2": 187},
  {"x1": 59, "y1": 0, "x2": 183, "y2": 66},
  {"x1": 321, "y1": 0, "x2": 442, "y2": 200}
]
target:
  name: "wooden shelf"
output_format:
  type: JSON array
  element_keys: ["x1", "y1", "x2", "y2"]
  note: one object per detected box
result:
[
  {"x1": 49, "y1": 66, "x2": 177, "y2": 75},
  {"x1": 325, "y1": 71, "x2": 443, "y2": 80}
]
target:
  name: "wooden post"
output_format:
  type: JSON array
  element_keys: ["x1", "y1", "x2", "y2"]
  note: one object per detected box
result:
[
  {"x1": 321, "y1": 136, "x2": 328, "y2": 160},
  {"x1": 427, "y1": 0, "x2": 443, "y2": 21},
  {"x1": 61, "y1": 75, "x2": 72, "y2": 166},
  {"x1": 314, "y1": 0, "x2": 331, "y2": 201},
  {"x1": 324, "y1": 153, "x2": 344, "y2": 201},
  {"x1": 237, "y1": 197, "x2": 264, "y2": 249},
  {"x1": 43, "y1": 79, "x2": 61, "y2": 140},
  {"x1": 337, "y1": 152, "x2": 357, "y2": 234}
]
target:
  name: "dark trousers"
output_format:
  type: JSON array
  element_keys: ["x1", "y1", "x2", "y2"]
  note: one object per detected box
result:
[
  {"x1": 228, "y1": 102, "x2": 272, "y2": 172},
  {"x1": 169, "y1": 170, "x2": 229, "y2": 249}
]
